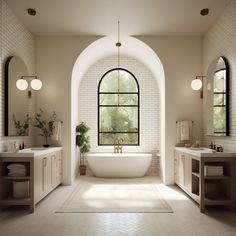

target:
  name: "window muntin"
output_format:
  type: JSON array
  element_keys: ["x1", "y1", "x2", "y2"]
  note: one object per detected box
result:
[
  {"x1": 213, "y1": 69, "x2": 226, "y2": 134},
  {"x1": 98, "y1": 68, "x2": 139, "y2": 145}
]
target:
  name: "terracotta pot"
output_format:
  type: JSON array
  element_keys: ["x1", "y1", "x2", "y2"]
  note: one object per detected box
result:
[{"x1": 79, "y1": 165, "x2": 87, "y2": 175}]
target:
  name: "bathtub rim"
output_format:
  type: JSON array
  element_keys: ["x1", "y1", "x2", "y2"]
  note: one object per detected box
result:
[{"x1": 86, "y1": 152, "x2": 153, "y2": 158}]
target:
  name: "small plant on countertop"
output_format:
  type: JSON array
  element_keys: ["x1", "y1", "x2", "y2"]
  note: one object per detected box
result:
[
  {"x1": 33, "y1": 109, "x2": 57, "y2": 147},
  {"x1": 12, "y1": 114, "x2": 31, "y2": 136},
  {"x1": 76, "y1": 122, "x2": 91, "y2": 174}
]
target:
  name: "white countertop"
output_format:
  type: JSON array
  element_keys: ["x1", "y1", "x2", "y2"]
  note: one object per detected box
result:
[
  {"x1": 0, "y1": 147, "x2": 62, "y2": 158},
  {"x1": 174, "y1": 147, "x2": 236, "y2": 158}
]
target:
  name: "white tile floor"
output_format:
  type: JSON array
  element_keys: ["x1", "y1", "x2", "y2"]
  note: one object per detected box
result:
[{"x1": 0, "y1": 176, "x2": 236, "y2": 236}]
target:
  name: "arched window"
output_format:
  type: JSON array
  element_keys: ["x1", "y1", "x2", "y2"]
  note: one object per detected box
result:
[{"x1": 98, "y1": 68, "x2": 139, "y2": 145}]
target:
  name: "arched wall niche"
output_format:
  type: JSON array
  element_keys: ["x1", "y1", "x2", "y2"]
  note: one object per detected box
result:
[{"x1": 71, "y1": 36, "x2": 166, "y2": 183}]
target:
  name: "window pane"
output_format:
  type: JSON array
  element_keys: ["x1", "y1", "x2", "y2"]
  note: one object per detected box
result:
[
  {"x1": 100, "y1": 69, "x2": 138, "y2": 93},
  {"x1": 213, "y1": 107, "x2": 226, "y2": 133},
  {"x1": 119, "y1": 70, "x2": 138, "y2": 92},
  {"x1": 119, "y1": 94, "x2": 138, "y2": 105},
  {"x1": 214, "y1": 70, "x2": 226, "y2": 93},
  {"x1": 214, "y1": 94, "x2": 226, "y2": 106},
  {"x1": 100, "y1": 70, "x2": 118, "y2": 92},
  {"x1": 99, "y1": 133, "x2": 138, "y2": 145},
  {"x1": 99, "y1": 94, "x2": 118, "y2": 105},
  {"x1": 100, "y1": 107, "x2": 138, "y2": 132}
]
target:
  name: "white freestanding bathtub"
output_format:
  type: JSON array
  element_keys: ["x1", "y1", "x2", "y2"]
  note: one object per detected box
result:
[{"x1": 86, "y1": 153, "x2": 152, "y2": 178}]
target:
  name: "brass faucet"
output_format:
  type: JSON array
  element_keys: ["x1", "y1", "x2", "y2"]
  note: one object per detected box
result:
[{"x1": 113, "y1": 139, "x2": 123, "y2": 153}]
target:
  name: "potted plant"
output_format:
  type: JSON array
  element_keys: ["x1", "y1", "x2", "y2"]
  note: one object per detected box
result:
[
  {"x1": 33, "y1": 109, "x2": 57, "y2": 147},
  {"x1": 76, "y1": 122, "x2": 91, "y2": 175}
]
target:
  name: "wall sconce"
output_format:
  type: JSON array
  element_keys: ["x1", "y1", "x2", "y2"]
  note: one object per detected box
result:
[
  {"x1": 16, "y1": 76, "x2": 42, "y2": 91},
  {"x1": 191, "y1": 76, "x2": 206, "y2": 99}
]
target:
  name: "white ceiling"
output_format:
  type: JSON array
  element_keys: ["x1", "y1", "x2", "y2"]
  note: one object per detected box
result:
[{"x1": 6, "y1": 0, "x2": 230, "y2": 36}]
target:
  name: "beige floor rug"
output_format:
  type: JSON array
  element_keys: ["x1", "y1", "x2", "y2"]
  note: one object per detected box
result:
[{"x1": 57, "y1": 177, "x2": 173, "y2": 213}]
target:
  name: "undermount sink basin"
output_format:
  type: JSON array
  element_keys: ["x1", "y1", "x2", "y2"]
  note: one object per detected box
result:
[
  {"x1": 190, "y1": 147, "x2": 206, "y2": 150},
  {"x1": 30, "y1": 148, "x2": 48, "y2": 150}
]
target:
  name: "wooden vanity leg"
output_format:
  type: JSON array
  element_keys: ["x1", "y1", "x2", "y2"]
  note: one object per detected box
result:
[
  {"x1": 200, "y1": 160, "x2": 205, "y2": 213},
  {"x1": 30, "y1": 203, "x2": 35, "y2": 213}
]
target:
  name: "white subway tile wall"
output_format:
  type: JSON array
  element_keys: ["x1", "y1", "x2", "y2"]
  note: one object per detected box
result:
[
  {"x1": 0, "y1": 1, "x2": 36, "y2": 151},
  {"x1": 78, "y1": 55, "x2": 160, "y2": 175},
  {"x1": 203, "y1": 1, "x2": 236, "y2": 152}
]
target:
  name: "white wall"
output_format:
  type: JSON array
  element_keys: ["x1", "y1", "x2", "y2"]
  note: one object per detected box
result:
[
  {"x1": 78, "y1": 55, "x2": 160, "y2": 153},
  {"x1": 203, "y1": 0, "x2": 236, "y2": 151},
  {"x1": 36, "y1": 35, "x2": 202, "y2": 185},
  {"x1": 138, "y1": 36, "x2": 203, "y2": 184},
  {"x1": 0, "y1": 0, "x2": 35, "y2": 151},
  {"x1": 36, "y1": 36, "x2": 99, "y2": 184}
]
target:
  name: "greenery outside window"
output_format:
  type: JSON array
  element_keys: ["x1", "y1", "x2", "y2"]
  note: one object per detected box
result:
[
  {"x1": 213, "y1": 68, "x2": 226, "y2": 135},
  {"x1": 98, "y1": 68, "x2": 139, "y2": 145}
]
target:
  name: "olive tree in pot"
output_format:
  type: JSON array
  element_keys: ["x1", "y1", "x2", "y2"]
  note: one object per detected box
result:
[
  {"x1": 76, "y1": 122, "x2": 90, "y2": 175},
  {"x1": 33, "y1": 109, "x2": 57, "y2": 147}
]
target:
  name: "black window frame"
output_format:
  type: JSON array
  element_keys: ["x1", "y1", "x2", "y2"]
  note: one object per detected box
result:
[
  {"x1": 98, "y1": 68, "x2": 140, "y2": 146},
  {"x1": 213, "y1": 64, "x2": 229, "y2": 135}
]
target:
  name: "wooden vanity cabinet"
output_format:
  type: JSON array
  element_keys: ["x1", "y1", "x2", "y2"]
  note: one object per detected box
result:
[
  {"x1": 35, "y1": 150, "x2": 62, "y2": 203},
  {"x1": 0, "y1": 149, "x2": 62, "y2": 212},
  {"x1": 174, "y1": 148, "x2": 236, "y2": 213},
  {"x1": 174, "y1": 151, "x2": 191, "y2": 193}
]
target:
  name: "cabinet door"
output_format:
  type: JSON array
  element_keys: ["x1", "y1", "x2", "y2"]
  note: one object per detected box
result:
[
  {"x1": 184, "y1": 154, "x2": 191, "y2": 193},
  {"x1": 174, "y1": 151, "x2": 185, "y2": 187},
  {"x1": 43, "y1": 155, "x2": 52, "y2": 194},
  {"x1": 34, "y1": 156, "x2": 44, "y2": 202},
  {"x1": 178, "y1": 153, "x2": 185, "y2": 188},
  {"x1": 52, "y1": 151, "x2": 62, "y2": 188},
  {"x1": 174, "y1": 151, "x2": 180, "y2": 185}
]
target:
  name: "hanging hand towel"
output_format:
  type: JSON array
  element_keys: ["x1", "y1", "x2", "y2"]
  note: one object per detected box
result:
[
  {"x1": 180, "y1": 121, "x2": 190, "y2": 141},
  {"x1": 51, "y1": 121, "x2": 62, "y2": 142}
]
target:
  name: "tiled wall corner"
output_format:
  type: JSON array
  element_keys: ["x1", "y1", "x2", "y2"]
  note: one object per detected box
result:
[
  {"x1": 203, "y1": 0, "x2": 236, "y2": 152},
  {"x1": 0, "y1": 0, "x2": 36, "y2": 150}
]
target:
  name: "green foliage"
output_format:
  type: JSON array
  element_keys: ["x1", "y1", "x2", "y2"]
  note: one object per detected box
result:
[
  {"x1": 12, "y1": 114, "x2": 31, "y2": 136},
  {"x1": 32, "y1": 109, "x2": 57, "y2": 144},
  {"x1": 76, "y1": 122, "x2": 90, "y2": 166}
]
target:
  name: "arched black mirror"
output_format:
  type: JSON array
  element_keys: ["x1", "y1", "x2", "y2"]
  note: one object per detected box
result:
[
  {"x1": 206, "y1": 56, "x2": 229, "y2": 136},
  {"x1": 5, "y1": 56, "x2": 30, "y2": 136}
]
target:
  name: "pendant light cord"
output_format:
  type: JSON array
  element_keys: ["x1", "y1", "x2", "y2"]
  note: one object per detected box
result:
[{"x1": 116, "y1": 20, "x2": 121, "y2": 105}]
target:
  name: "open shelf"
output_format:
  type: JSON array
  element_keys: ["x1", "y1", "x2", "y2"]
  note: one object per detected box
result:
[
  {"x1": 204, "y1": 197, "x2": 231, "y2": 206},
  {"x1": 0, "y1": 176, "x2": 30, "y2": 180},
  {"x1": 1, "y1": 161, "x2": 30, "y2": 177},
  {"x1": 191, "y1": 175, "x2": 199, "y2": 196},
  {"x1": 192, "y1": 159, "x2": 199, "y2": 174},
  {"x1": 0, "y1": 197, "x2": 31, "y2": 205},
  {"x1": 204, "y1": 176, "x2": 231, "y2": 180}
]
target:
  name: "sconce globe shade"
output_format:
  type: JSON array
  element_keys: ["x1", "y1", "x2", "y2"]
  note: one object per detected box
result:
[
  {"x1": 16, "y1": 79, "x2": 28, "y2": 90},
  {"x1": 191, "y1": 78, "x2": 202, "y2": 91},
  {"x1": 30, "y1": 78, "x2": 42, "y2": 90}
]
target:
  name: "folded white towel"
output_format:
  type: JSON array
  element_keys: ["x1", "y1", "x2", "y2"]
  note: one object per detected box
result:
[
  {"x1": 7, "y1": 164, "x2": 26, "y2": 170},
  {"x1": 51, "y1": 121, "x2": 62, "y2": 142},
  {"x1": 8, "y1": 172, "x2": 26, "y2": 177}
]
